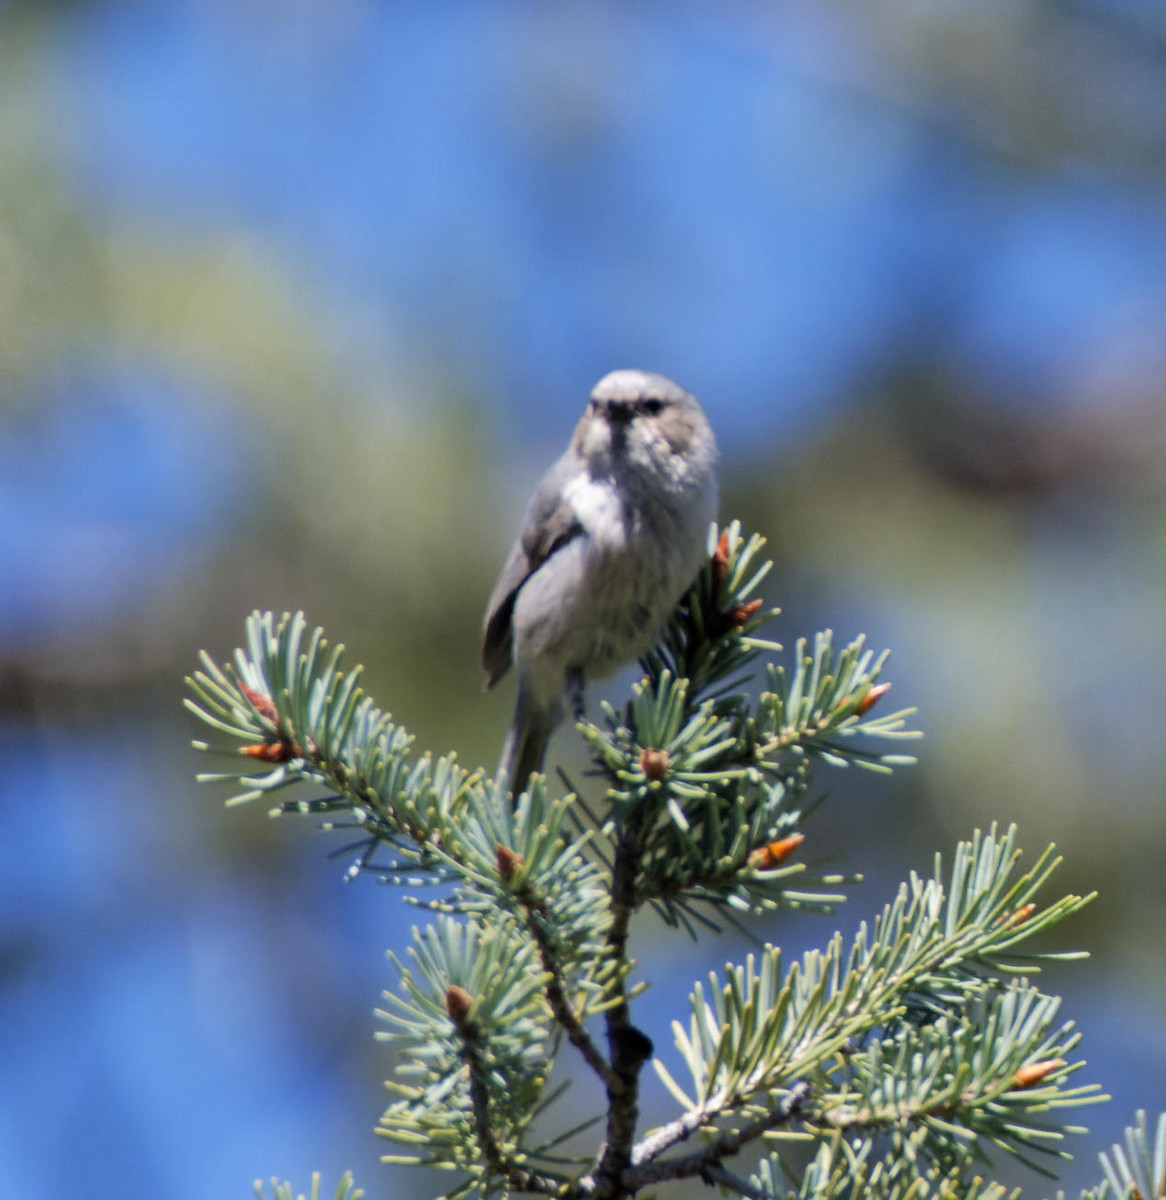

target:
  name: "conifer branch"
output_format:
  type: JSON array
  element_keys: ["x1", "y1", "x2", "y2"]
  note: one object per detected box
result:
[
  {"x1": 595, "y1": 827, "x2": 652, "y2": 1197},
  {"x1": 1081, "y1": 1109, "x2": 1166, "y2": 1200},
  {"x1": 449, "y1": 995, "x2": 565, "y2": 1197},
  {"x1": 183, "y1": 523, "x2": 1136, "y2": 1200},
  {"x1": 699, "y1": 1164, "x2": 769, "y2": 1200},
  {"x1": 521, "y1": 893, "x2": 614, "y2": 1088},
  {"x1": 626, "y1": 1082, "x2": 812, "y2": 1188}
]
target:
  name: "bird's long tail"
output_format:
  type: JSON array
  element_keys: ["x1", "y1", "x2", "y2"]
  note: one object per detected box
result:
[{"x1": 499, "y1": 684, "x2": 562, "y2": 798}]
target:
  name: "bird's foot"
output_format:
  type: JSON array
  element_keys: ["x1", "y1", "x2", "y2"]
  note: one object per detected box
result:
[{"x1": 565, "y1": 668, "x2": 586, "y2": 723}]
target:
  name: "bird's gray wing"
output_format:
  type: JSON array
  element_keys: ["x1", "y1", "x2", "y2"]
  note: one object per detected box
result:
[{"x1": 481, "y1": 458, "x2": 585, "y2": 689}]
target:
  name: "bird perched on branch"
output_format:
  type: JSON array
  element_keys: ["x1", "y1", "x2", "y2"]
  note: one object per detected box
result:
[{"x1": 481, "y1": 369, "x2": 719, "y2": 792}]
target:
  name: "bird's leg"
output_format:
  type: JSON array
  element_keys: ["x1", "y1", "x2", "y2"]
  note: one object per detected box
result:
[{"x1": 565, "y1": 667, "x2": 586, "y2": 723}]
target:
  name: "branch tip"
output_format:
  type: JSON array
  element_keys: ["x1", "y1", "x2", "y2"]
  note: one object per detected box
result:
[
  {"x1": 748, "y1": 833, "x2": 805, "y2": 870},
  {"x1": 495, "y1": 844, "x2": 524, "y2": 881},
  {"x1": 241, "y1": 740, "x2": 301, "y2": 763},
  {"x1": 639, "y1": 747, "x2": 670, "y2": 782},
  {"x1": 712, "y1": 529, "x2": 731, "y2": 586},
  {"x1": 1011, "y1": 1058, "x2": 1065, "y2": 1090},
  {"x1": 1000, "y1": 902, "x2": 1037, "y2": 927},
  {"x1": 240, "y1": 683, "x2": 279, "y2": 722},
  {"x1": 854, "y1": 681, "x2": 892, "y2": 716},
  {"x1": 445, "y1": 985, "x2": 474, "y2": 1027}
]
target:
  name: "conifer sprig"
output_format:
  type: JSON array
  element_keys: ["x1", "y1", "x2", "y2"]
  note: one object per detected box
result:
[
  {"x1": 1075, "y1": 1109, "x2": 1166, "y2": 1200},
  {"x1": 184, "y1": 524, "x2": 1139, "y2": 1200},
  {"x1": 577, "y1": 523, "x2": 919, "y2": 930},
  {"x1": 252, "y1": 1174, "x2": 364, "y2": 1200},
  {"x1": 750, "y1": 1140, "x2": 1025, "y2": 1200},
  {"x1": 375, "y1": 917, "x2": 558, "y2": 1191},
  {"x1": 648, "y1": 826, "x2": 1099, "y2": 1185}
]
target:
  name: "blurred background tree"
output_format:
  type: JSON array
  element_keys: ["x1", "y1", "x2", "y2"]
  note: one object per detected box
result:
[{"x1": 1, "y1": 1, "x2": 1164, "y2": 1196}]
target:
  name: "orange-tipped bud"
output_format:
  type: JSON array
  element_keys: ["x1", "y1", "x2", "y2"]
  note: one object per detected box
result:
[
  {"x1": 240, "y1": 684, "x2": 279, "y2": 723},
  {"x1": 1001, "y1": 903, "x2": 1037, "y2": 927},
  {"x1": 712, "y1": 529, "x2": 731, "y2": 586},
  {"x1": 728, "y1": 599, "x2": 763, "y2": 628},
  {"x1": 240, "y1": 740, "x2": 301, "y2": 763},
  {"x1": 855, "y1": 682, "x2": 892, "y2": 716},
  {"x1": 495, "y1": 844, "x2": 524, "y2": 880},
  {"x1": 445, "y1": 986, "x2": 474, "y2": 1025},
  {"x1": 1011, "y1": 1059, "x2": 1064, "y2": 1090},
  {"x1": 640, "y1": 747, "x2": 670, "y2": 782},
  {"x1": 748, "y1": 833, "x2": 805, "y2": 869}
]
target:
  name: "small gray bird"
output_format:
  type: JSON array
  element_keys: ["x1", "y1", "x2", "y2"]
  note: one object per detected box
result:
[{"x1": 482, "y1": 369, "x2": 719, "y2": 791}]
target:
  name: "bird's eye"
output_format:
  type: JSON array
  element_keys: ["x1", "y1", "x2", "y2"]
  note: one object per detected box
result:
[{"x1": 639, "y1": 398, "x2": 665, "y2": 417}]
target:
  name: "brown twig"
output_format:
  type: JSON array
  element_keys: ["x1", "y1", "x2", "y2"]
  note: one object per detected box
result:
[{"x1": 592, "y1": 827, "x2": 649, "y2": 1198}]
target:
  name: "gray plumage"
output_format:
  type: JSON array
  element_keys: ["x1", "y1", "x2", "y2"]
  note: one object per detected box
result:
[{"x1": 482, "y1": 369, "x2": 719, "y2": 792}]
